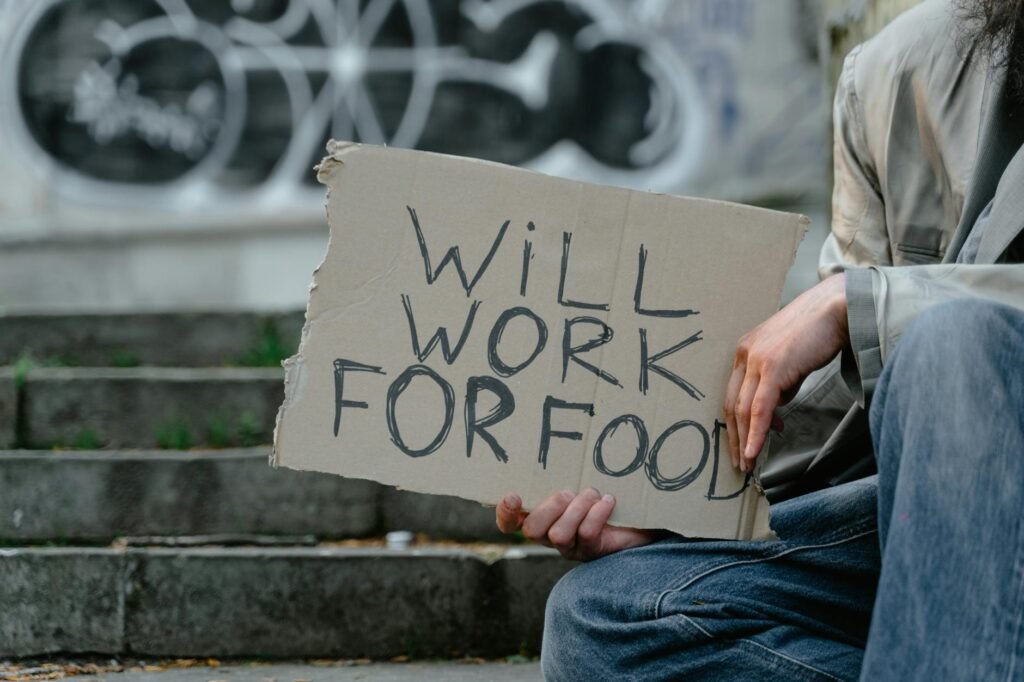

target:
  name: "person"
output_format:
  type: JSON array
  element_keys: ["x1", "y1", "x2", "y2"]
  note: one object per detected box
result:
[{"x1": 496, "y1": 0, "x2": 1024, "y2": 678}]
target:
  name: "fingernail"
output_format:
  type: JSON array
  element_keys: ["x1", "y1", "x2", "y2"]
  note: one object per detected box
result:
[
  {"x1": 587, "y1": 487, "x2": 601, "y2": 497},
  {"x1": 745, "y1": 445, "x2": 756, "y2": 460},
  {"x1": 602, "y1": 494, "x2": 615, "y2": 506},
  {"x1": 560, "y1": 489, "x2": 575, "y2": 501},
  {"x1": 506, "y1": 495, "x2": 521, "y2": 510},
  {"x1": 731, "y1": 453, "x2": 739, "y2": 469}
]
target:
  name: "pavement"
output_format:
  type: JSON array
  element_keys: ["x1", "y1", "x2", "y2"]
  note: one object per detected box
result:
[{"x1": 3, "y1": 661, "x2": 542, "y2": 682}]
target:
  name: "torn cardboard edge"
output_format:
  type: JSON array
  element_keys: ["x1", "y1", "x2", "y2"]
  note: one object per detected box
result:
[{"x1": 273, "y1": 141, "x2": 807, "y2": 541}]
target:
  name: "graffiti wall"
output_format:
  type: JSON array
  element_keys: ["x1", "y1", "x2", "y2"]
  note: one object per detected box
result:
[{"x1": 0, "y1": 0, "x2": 825, "y2": 237}]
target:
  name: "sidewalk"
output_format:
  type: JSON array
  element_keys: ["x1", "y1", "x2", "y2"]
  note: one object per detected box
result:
[{"x1": 8, "y1": 661, "x2": 542, "y2": 682}]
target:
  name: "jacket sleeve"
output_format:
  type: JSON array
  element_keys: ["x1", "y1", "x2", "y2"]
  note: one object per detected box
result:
[
  {"x1": 817, "y1": 45, "x2": 893, "y2": 403},
  {"x1": 819, "y1": 44, "x2": 891, "y2": 277},
  {"x1": 852, "y1": 263, "x2": 1024, "y2": 368},
  {"x1": 763, "y1": 45, "x2": 891, "y2": 493}
]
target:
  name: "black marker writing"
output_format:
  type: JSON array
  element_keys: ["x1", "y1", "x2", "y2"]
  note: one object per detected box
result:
[
  {"x1": 487, "y1": 306, "x2": 548, "y2": 377},
  {"x1": 593, "y1": 414, "x2": 648, "y2": 477},
  {"x1": 644, "y1": 419, "x2": 709, "y2": 492},
  {"x1": 519, "y1": 239, "x2": 534, "y2": 297},
  {"x1": 706, "y1": 420, "x2": 751, "y2": 499},
  {"x1": 639, "y1": 328, "x2": 705, "y2": 400},
  {"x1": 385, "y1": 364, "x2": 455, "y2": 458},
  {"x1": 538, "y1": 396, "x2": 595, "y2": 469},
  {"x1": 561, "y1": 316, "x2": 621, "y2": 388},
  {"x1": 558, "y1": 232, "x2": 609, "y2": 311},
  {"x1": 401, "y1": 294, "x2": 480, "y2": 364},
  {"x1": 333, "y1": 358, "x2": 385, "y2": 437},
  {"x1": 465, "y1": 375, "x2": 516, "y2": 463},
  {"x1": 634, "y1": 244, "x2": 699, "y2": 318},
  {"x1": 407, "y1": 205, "x2": 509, "y2": 297}
]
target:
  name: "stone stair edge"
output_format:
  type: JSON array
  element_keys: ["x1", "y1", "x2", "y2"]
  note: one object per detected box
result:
[
  {"x1": 8, "y1": 365, "x2": 285, "y2": 449},
  {"x1": 0, "y1": 545, "x2": 558, "y2": 560},
  {"x1": 0, "y1": 310, "x2": 306, "y2": 368},
  {"x1": 0, "y1": 310, "x2": 305, "y2": 320},
  {"x1": 0, "y1": 447, "x2": 273, "y2": 461},
  {"x1": 0, "y1": 544, "x2": 571, "y2": 658},
  {"x1": 0, "y1": 448, "x2": 505, "y2": 542},
  {"x1": 7, "y1": 367, "x2": 285, "y2": 380}
]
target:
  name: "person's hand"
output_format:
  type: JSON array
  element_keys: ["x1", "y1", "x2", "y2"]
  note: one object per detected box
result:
[
  {"x1": 725, "y1": 273, "x2": 849, "y2": 473},
  {"x1": 496, "y1": 489, "x2": 659, "y2": 561}
]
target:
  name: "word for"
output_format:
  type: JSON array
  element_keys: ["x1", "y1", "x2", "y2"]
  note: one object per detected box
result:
[{"x1": 332, "y1": 357, "x2": 748, "y2": 498}]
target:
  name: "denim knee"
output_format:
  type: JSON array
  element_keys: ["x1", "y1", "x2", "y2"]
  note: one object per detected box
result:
[
  {"x1": 871, "y1": 299, "x2": 1023, "y2": 477},
  {"x1": 540, "y1": 549, "x2": 710, "y2": 680},
  {"x1": 541, "y1": 533, "x2": 876, "y2": 681},
  {"x1": 540, "y1": 562, "x2": 612, "y2": 678},
  {"x1": 874, "y1": 300, "x2": 1015, "y2": 416},
  {"x1": 886, "y1": 298, "x2": 1017, "y2": 375}
]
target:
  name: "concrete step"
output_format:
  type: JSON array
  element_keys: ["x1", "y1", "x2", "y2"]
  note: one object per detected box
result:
[
  {"x1": 0, "y1": 545, "x2": 572, "y2": 659},
  {"x1": 0, "y1": 449, "x2": 372, "y2": 542},
  {"x1": 0, "y1": 449, "x2": 503, "y2": 543},
  {"x1": 0, "y1": 311, "x2": 304, "y2": 368},
  {"x1": 13, "y1": 367, "x2": 282, "y2": 449},
  {"x1": 0, "y1": 372, "x2": 14, "y2": 451},
  {"x1": 57, "y1": 661, "x2": 542, "y2": 681}
]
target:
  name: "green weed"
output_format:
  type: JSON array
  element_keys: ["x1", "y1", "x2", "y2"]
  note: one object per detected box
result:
[
  {"x1": 236, "y1": 320, "x2": 292, "y2": 367},
  {"x1": 109, "y1": 350, "x2": 140, "y2": 368},
  {"x1": 206, "y1": 415, "x2": 231, "y2": 448},
  {"x1": 237, "y1": 411, "x2": 265, "y2": 447},
  {"x1": 13, "y1": 351, "x2": 34, "y2": 390},
  {"x1": 155, "y1": 416, "x2": 194, "y2": 450},
  {"x1": 71, "y1": 428, "x2": 103, "y2": 450}
]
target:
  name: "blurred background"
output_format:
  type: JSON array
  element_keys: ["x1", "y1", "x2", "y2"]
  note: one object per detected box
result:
[
  {"x1": 0, "y1": 0, "x2": 829, "y2": 311},
  {"x1": 0, "y1": 0, "x2": 916, "y2": 676}
]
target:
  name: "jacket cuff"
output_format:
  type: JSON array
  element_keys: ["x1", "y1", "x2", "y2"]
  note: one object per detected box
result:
[{"x1": 842, "y1": 267, "x2": 883, "y2": 406}]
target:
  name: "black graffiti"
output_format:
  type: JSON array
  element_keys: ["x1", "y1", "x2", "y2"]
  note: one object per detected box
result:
[{"x1": 16, "y1": 0, "x2": 676, "y2": 187}]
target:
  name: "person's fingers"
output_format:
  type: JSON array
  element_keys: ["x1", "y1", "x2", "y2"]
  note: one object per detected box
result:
[
  {"x1": 575, "y1": 493, "x2": 616, "y2": 557},
  {"x1": 547, "y1": 488, "x2": 602, "y2": 550},
  {"x1": 744, "y1": 380, "x2": 780, "y2": 467},
  {"x1": 496, "y1": 494, "x2": 526, "y2": 534},
  {"x1": 735, "y1": 370, "x2": 759, "y2": 472},
  {"x1": 521, "y1": 489, "x2": 575, "y2": 542},
  {"x1": 723, "y1": 362, "x2": 745, "y2": 468},
  {"x1": 601, "y1": 526, "x2": 660, "y2": 556}
]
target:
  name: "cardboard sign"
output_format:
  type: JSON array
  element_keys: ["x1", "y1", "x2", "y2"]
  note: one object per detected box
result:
[{"x1": 273, "y1": 141, "x2": 806, "y2": 540}]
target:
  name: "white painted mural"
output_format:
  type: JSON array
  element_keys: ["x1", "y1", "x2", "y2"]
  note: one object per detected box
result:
[{"x1": 0, "y1": 0, "x2": 826, "y2": 310}]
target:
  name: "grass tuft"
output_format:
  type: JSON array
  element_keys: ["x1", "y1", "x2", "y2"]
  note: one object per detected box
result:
[
  {"x1": 236, "y1": 320, "x2": 292, "y2": 367},
  {"x1": 155, "y1": 416, "x2": 194, "y2": 450}
]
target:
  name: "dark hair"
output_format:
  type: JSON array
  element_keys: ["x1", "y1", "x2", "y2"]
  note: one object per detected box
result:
[{"x1": 955, "y1": 0, "x2": 1024, "y2": 101}]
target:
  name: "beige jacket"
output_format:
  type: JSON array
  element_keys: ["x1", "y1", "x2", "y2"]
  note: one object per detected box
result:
[{"x1": 763, "y1": 0, "x2": 1024, "y2": 501}]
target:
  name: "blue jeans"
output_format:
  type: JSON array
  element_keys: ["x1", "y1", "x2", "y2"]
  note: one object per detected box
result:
[{"x1": 542, "y1": 300, "x2": 1024, "y2": 680}]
